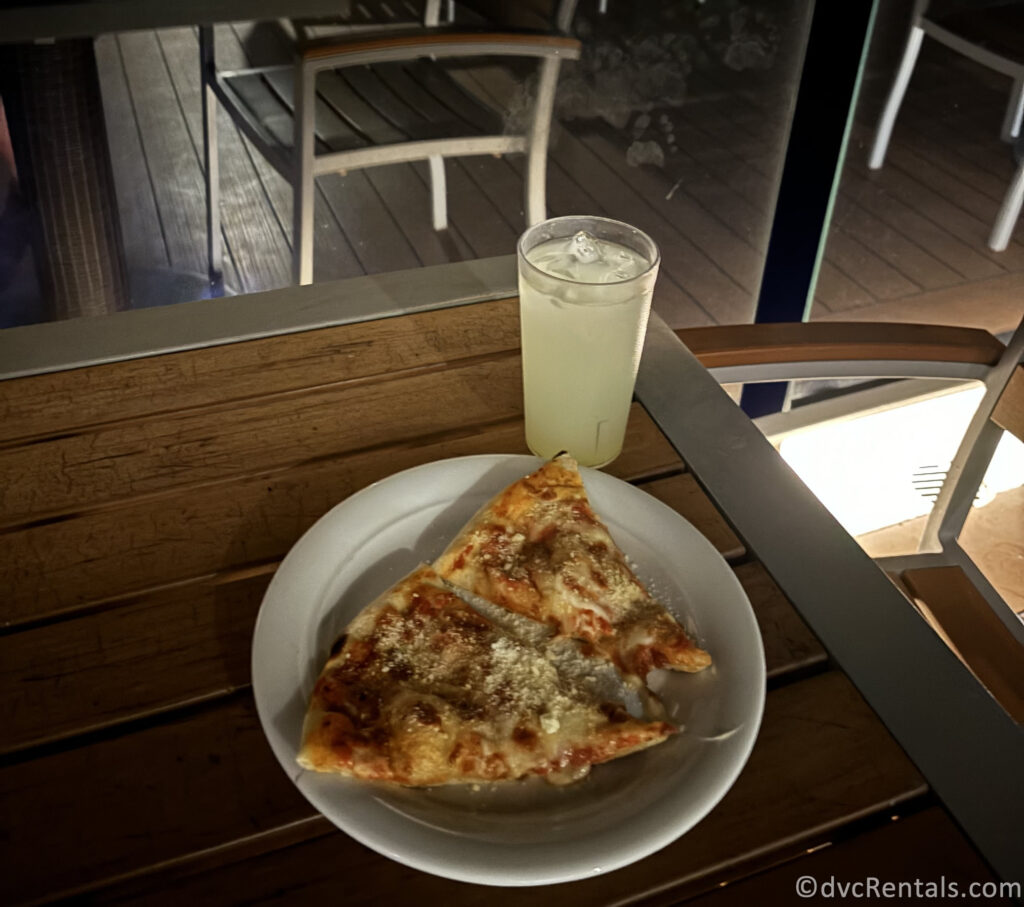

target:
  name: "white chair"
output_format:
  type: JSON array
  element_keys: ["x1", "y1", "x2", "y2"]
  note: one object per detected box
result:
[
  {"x1": 677, "y1": 316, "x2": 1024, "y2": 723},
  {"x1": 868, "y1": 0, "x2": 1024, "y2": 251},
  {"x1": 199, "y1": 7, "x2": 580, "y2": 287}
]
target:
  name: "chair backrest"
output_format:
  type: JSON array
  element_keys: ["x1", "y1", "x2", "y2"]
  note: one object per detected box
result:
[{"x1": 676, "y1": 318, "x2": 1024, "y2": 724}]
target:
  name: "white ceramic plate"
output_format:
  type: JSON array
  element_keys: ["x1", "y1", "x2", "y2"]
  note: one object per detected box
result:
[{"x1": 252, "y1": 455, "x2": 765, "y2": 886}]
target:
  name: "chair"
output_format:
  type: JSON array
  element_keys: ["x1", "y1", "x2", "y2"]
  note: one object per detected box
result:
[
  {"x1": 867, "y1": 0, "x2": 1024, "y2": 251},
  {"x1": 677, "y1": 317, "x2": 1024, "y2": 723},
  {"x1": 199, "y1": 5, "x2": 580, "y2": 287}
]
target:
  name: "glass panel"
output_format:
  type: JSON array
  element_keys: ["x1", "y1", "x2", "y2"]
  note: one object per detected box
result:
[
  {"x1": 0, "y1": 0, "x2": 816, "y2": 335},
  {"x1": 812, "y1": 0, "x2": 1024, "y2": 336}
]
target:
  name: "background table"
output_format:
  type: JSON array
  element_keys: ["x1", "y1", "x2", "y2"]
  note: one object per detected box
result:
[{"x1": 0, "y1": 296, "x2": 1012, "y2": 903}]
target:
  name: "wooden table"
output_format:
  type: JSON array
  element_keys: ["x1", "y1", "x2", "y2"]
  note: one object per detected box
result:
[{"x1": 0, "y1": 297, "x2": 1014, "y2": 904}]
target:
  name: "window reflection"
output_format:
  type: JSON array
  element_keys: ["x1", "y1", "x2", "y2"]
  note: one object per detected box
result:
[
  {"x1": 815, "y1": 0, "x2": 1024, "y2": 336},
  {"x1": 0, "y1": 0, "x2": 814, "y2": 331}
]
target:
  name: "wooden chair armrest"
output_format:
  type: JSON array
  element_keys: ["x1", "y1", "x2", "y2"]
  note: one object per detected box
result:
[
  {"x1": 675, "y1": 322, "x2": 1006, "y2": 370},
  {"x1": 301, "y1": 30, "x2": 581, "y2": 66}
]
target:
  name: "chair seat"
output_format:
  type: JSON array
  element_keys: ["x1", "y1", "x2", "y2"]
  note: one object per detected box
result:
[
  {"x1": 902, "y1": 564, "x2": 1024, "y2": 724},
  {"x1": 930, "y1": 2, "x2": 1024, "y2": 67},
  {"x1": 223, "y1": 57, "x2": 505, "y2": 170}
]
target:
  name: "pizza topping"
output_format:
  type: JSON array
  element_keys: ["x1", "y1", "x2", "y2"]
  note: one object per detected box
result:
[
  {"x1": 435, "y1": 453, "x2": 712, "y2": 677},
  {"x1": 298, "y1": 565, "x2": 675, "y2": 786}
]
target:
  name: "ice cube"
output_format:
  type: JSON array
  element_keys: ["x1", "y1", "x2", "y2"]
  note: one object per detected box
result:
[{"x1": 570, "y1": 230, "x2": 601, "y2": 264}]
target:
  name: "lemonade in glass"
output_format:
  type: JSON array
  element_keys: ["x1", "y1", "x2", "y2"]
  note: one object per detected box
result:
[{"x1": 517, "y1": 216, "x2": 660, "y2": 468}]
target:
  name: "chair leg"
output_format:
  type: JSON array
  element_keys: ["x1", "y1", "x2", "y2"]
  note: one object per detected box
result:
[
  {"x1": 525, "y1": 56, "x2": 560, "y2": 226},
  {"x1": 868, "y1": 25, "x2": 924, "y2": 170},
  {"x1": 292, "y1": 61, "x2": 317, "y2": 286},
  {"x1": 199, "y1": 26, "x2": 223, "y2": 295},
  {"x1": 427, "y1": 155, "x2": 448, "y2": 231},
  {"x1": 1002, "y1": 77, "x2": 1024, "y2": 142},
  {"x1": 989, "y1": 158, "x2": 1024, "y2": 252}
]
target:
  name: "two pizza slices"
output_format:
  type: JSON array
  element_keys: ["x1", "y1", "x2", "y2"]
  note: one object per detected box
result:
[{"x1": 298, "y1": 454, "x2": 710, "y2": 786}]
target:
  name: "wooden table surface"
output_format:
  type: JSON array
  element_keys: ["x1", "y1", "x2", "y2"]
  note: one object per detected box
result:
[{"x1": 0, "y1": 297, "x2": 1007, "y2": 904}]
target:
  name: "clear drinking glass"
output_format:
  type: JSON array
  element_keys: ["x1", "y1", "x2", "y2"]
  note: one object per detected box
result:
[{"x1": 517, "y1": 215, "x2": 661, "y2": 468}]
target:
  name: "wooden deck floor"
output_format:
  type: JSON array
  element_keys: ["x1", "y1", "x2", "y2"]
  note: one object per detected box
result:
[{"x1": 81, "y1": 19, "x2": 1024, "y2": 334}]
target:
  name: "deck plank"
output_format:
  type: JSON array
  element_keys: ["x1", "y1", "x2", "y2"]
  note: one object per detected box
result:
[
  {"x1": 115, "y1": 31, "x2": 240, "y2": 288},
  {"x1": 831, "y1": 192, "x2": 961, "y2": 291},
  {"x1": 822, "y1": 229, "x2": 921, "y2": 302},
  {"x1": 94, "y1": 35, "x2": 170, "y2": 275},
  {"x1": 576, "y1": 123, "x2": 765, "y2": 297},
  {"x1": 156, "y1": 27, "x2": 293, "y2": 292},
  {"x1": 317, "y1": 70, "x2": 476, "y2": 265},
  {"x1": 837, "y1": 165, "x2": 1003, "y2": 283},
  {"x1": 459, "y1": 63, "x2": 718, "y2": 326},
  {"x1": 262, "y1": 68, "x2": 425, "y2": 274},
  {"x1": 551, "y1": 129, "x2": 752, "y2": 323},
  {"x1": 216, "y1": 23, "x2": 367, "y2": 284}
]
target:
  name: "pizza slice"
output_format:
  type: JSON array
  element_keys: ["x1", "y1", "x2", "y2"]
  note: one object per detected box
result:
[
  {"x1": 298, "y1": 564, "x2": 674, "y2": 786},
  {"x1": 434, "y1": 454, "x2": 712, "y2": 678}
]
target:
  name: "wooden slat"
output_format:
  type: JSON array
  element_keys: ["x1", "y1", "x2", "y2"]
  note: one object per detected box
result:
[
  {"x1": 689, "y1": 76, "x2": 1020, "y2": 311},
  {"x1": 373, "y1": 61, "x2": 485, "y2": 136},
  {"x1": 316, "y1": 62, "x2": 490, "y2": 262},
  {"x1": 0, "y1": 482, "x2": 819, "y2": 757},
  {"x1": 734, "y1": 562, "x2": 826, "y2": 679},
  {"x1": 684, "y1": 807, "x2": 1006, "y2": 906},
  {"x1": 641, "y1": 473, "x2": 744, "y2": 561},
  {"x1": 0, "y1": 575, "x2": 269, "y2": 755},
  {"x1": 0, "y1": 353, "x2": 524, "y2": 525},
  {"x1": 408, "y1": 58, "x2": 506, "y2": 135},
  {"x1": 0, "y1": 405, "x2": 678, "y2": 627},
  {"x1": 675, "y1": 321, "x2": 1005, "y2": 369},
  {"x1": 0, "y1": 695, "x2": 311, "y2": 906},
  {"x1": 814, "y1": 260, "x2": 872, "y2": 313},
  {"x1": 36, "y1": 672, "x2": 925, "y2": 906},
  {"x1": 902, "y1": 565, "x2": 1024, "y2": 724},
  {"x1": 0, "y1": 298, "x2": 520, "y2": 443},
  {"x1": 889, "y1": 104, "x2": 1014, "y2": 207},
  {"x1": 669, "y1": 84, "x2": 879, "y2": 317},
  {"x1": 317, "y1": 69, "x2": 476, "y2": 265},
  {"x1": 992, "y1": 364, "x2": 1024, "y2": 444},
  {"x1": 316, "y1": 69, "x2": 403, "y2": 145}
]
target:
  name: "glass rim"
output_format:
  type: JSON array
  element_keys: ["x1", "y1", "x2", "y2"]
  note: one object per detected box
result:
[{"x1": 517, "y1": 215, "x2": 661, "y2": 288}]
